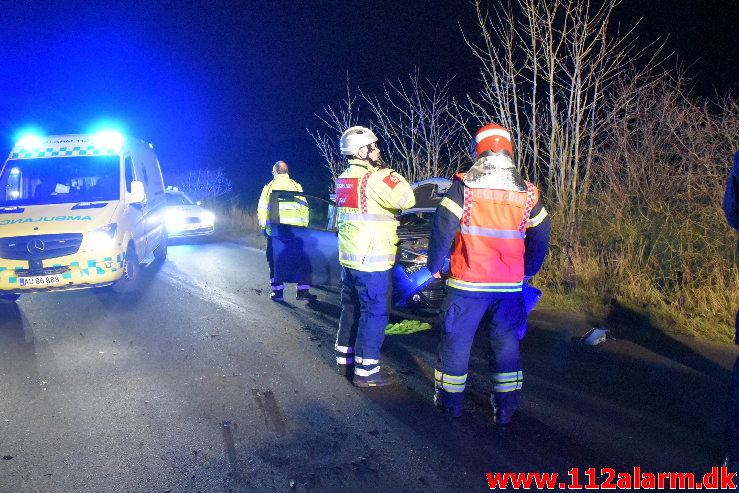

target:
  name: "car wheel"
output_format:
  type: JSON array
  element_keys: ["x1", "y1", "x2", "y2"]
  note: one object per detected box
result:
[
  {"x1": 112, "y1": 244, "x2": 141, "y2": 293},
  {"x1": 0, "y1": 293, "x2": 20, "y2": 302},
  {"x1": 153, "y1": 227, "x2": 168, "y2": 261}
]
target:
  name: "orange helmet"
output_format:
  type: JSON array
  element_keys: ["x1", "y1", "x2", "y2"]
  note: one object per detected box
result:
[{"x1": 471, "y1": 123, "x2": 512, "y2": 159}]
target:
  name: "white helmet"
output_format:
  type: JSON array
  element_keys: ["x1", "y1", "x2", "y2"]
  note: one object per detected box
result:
[{"x1": 339, "y1": 126, "x2": 378, "y2": 156}]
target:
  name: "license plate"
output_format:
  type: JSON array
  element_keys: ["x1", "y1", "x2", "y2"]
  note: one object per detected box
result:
[
  {"x1": 20, "y1": 275, "x2": 62, "y2": 287},
  {"x1": 183, "y1": 223, "x2": 201, "y2": 230}
]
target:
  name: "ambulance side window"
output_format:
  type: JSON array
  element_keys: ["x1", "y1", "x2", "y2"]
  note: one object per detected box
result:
[{"x1": 125, "y1": 157, "x2": 134, "y2": 192}]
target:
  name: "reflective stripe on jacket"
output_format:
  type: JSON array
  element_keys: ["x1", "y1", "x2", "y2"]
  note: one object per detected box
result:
[
  {"x1": 336, "y1": 159, "x2": 415, "y2": 272},
  {"x1": 257, "y1": 174, "x2": 308, "y2": 235}
]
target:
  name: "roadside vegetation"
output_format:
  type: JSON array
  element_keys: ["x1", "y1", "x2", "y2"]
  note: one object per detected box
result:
[
  {"x1": 165, "y1": 167, "x2": 265, "y2": 245},
  {"x1": 310, "y1": 0, "x2": 739, "y2": 342},
  {"x1": 186, "y1": 0, "x2": 737, "y2": 342}
]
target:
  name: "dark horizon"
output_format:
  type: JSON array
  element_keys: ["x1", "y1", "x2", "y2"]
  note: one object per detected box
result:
[{"x1": 0, "y1": 1, "x2": 735, "y2": 204}]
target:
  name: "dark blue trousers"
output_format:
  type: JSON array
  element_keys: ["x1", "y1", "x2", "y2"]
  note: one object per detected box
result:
[
  {"x1": 266, "y1": 235, "x2": 310, "y2": 291},
  {"x1": 265, "y1": 236, "x2": 281, "y2": 289},
  {"x1": 729, "y1": 356, "x2": 739, "y2": 464},
  {"x1": 437, "y1": 288, "x2": 525, "y2": 415},
  {"x1": 335, "y1": 267, "x2": 391, "y2": 378},
  {"x1": 728, "y1": 311, "x2": 739, "y2": 469}
]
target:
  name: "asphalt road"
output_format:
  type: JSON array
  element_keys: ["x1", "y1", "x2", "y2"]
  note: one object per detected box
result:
[{"x1": 1, "y1": 237, "x2": 737, "y2": 492}]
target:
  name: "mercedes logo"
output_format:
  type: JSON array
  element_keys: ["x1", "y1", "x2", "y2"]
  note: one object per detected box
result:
[{"x1": 27, "y1": 239, "x2": 46, "y2": 255}]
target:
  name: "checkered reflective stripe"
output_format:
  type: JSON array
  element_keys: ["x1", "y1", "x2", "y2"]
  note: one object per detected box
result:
[
  {"x1": 461, "y1": 186, "x2": 473, "y2": 226},
  {"x1": 358, "y1": 171, "x2": 371, "y2": 214},
  {"x1": 518, "y1": 183, "x2": 536, "y2": 233},
  {"x1": 0, "y1": 252, "x2": 124, "y2": 285},
  {"x1": 11, "y1": 146, "x2": 119, "y2": 159}
]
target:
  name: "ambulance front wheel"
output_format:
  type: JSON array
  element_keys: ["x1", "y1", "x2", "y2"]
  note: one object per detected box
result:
[
  {"x1": 112, "y1": 244, "x2": 141, "y2": 294},
  {"x1": 0, "y1": 293, "x2": 20, "y2": 302}
]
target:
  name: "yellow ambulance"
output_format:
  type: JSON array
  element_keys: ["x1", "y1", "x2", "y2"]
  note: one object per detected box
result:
[{"x1": 0, "y1": 131, "x2": 167, "y2": 301}]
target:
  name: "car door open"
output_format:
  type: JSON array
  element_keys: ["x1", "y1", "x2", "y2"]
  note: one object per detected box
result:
[{"x1": 269, "y1": 191, "x2": 341, "y2": 287}]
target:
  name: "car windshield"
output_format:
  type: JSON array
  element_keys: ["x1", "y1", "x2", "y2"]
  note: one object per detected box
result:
[
  {"x1": 0, "y1": 155, "x2": 121, "y2": 206},
  {"x1": 166, "y1": 193, "x2": 194, "y2": 206}
]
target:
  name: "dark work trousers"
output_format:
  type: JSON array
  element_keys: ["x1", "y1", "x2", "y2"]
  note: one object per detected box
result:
[
  {"x1": 438, "y1": 288, "x2": 525, "y2": 415},
  {"x1": 335, "y1": 267, "x2": 391, "y2": 378},
  {"x1": 265, "y1": 235, "x2": 311, "y2": 291},
  {"x1": 265, "y1": 236, "x2": 283, "y2": 291},
  {"x1": 728, "y1": 311, "x2": 739, "y2": 469}
]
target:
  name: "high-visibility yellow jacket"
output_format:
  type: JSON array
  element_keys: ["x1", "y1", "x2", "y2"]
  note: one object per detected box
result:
[
  {"x1": 335, "y1": 159, "x2": 416, "y2": 272},
  {"x1": 257, "y1": 174, "x2": 309, "y2": 235}
]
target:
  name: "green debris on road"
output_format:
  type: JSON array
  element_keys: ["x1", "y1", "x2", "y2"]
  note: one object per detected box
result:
[{"x1": 385, "y1": 319, "x2": 432, "y2": 335}]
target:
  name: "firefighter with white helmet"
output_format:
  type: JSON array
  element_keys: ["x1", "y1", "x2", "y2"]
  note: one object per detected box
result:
[
  {"x1": 258, "y1": 160, "x2": 313, "y2": 302},
  {"x1": 334, "y1": 126, "x2": 416, "y2": 386},
  {"x1": 426, "y1": 123, "x2": 551, "y2": 422}
]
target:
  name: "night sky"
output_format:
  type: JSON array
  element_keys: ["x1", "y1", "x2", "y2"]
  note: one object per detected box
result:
[{"x1": 0, "y1": 1, "x2": 736, "y2": 203}]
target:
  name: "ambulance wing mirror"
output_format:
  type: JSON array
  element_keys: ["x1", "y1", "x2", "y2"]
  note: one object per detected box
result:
[{"x1": 128, "y1": 180, "x2": 146, "y2": 204}]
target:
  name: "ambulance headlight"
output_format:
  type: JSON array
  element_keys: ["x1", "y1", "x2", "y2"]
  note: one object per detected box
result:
[
  {"x1": 85, "y1": 223, "x2": 118, "y2": 252},
  {"x1": 200, "y1": 211, "x2": 215, "y2": 226}
]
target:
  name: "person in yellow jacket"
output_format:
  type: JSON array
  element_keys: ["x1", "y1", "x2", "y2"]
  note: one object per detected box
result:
[
  {"x1": 258, "y1": 160, "x2": 313, "y2": 302},
  {"x1": 334, "y1": 126, "x2": 416, "y2": 387}
]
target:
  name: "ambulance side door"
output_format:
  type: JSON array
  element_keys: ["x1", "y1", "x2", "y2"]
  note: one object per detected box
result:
[
  {"x1": 269, "y1": 191, "x2": 341, "y2": 286},
  {"x1": 124, "y1": 155, "x2": 148, "y2": 256},
  {"x1": 140, "y1": 154, "x2": 166, "y2": 254}
]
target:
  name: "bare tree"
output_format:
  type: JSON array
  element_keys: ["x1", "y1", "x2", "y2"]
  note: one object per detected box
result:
[
  {"x1": 166, "y1": 168, "x2": 233, "y2": 203},
  {"x1": 464, "y1": 0, "x2": 659, "y2": 286},
  {"x1": 363, "y1": 71, "x2": 469, "y2": 183},
  {"x1": 311, "y1": 72, "x2": 468, "y2": 183},
  {"x1": 309, "y1": 75, "x2": 358, "y2": 181}
]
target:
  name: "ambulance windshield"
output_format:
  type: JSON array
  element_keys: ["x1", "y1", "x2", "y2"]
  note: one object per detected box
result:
[{"x1": 0, "y1": 155, "x2": 121, "y2": 206}]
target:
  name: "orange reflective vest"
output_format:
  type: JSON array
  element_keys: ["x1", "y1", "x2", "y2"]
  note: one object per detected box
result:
[{"x1": 447, "y1": 173, "x2": 538, "y2": 292}]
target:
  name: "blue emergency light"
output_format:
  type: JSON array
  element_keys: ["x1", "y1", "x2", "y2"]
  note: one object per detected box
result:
[
  {"x1": 93, "y1": 130, "x2": 124, "y2": 148},
  {"x1": 15, "y1": 134, "x2": 43, "y2": 150}
]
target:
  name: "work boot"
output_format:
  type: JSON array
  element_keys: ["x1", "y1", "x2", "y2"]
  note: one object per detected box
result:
[
  {"x1": 296, "y1": 289, "x2": 317, "y2": 301},
  {"x1": 353, "y1": 370, "x2": 392, "y2": 388},
  {"x1": 490, "y1": 392, "x2": 517, "y2": 426},
  {"x1": 494, "y1": 409, "x2": 513, "y2": 426},
  {"x1": 434, "y1": 389, "x2": 463, "y2": 418},
  {"x1": 270, "y1": 289, "x2": 284, "y2": 302}
]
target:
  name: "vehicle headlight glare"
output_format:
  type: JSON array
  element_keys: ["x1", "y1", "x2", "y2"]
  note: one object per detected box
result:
[
  {"x1": 85, "y1": 223, "x2": 117, "y2": 252},
  {"x1": 165, "y1": 210, "x2": 185, "y2": 229},
  {"x1": 165, "y1": 209, "x2": 185, "y2": 222},
  {"x1": 201, "y1": 211, "x2": 215, "y2": 226}
]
